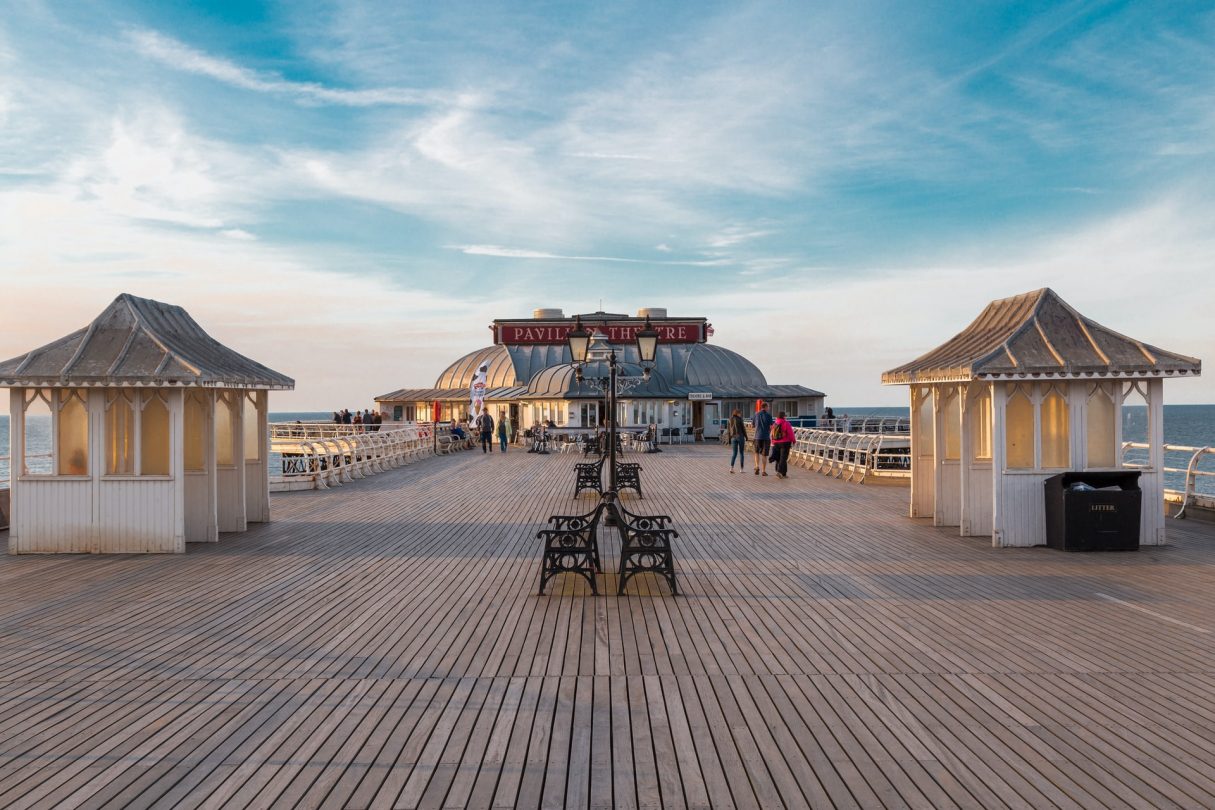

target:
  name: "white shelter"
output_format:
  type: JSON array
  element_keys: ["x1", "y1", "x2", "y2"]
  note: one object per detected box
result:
[
  {"x1": 882, "y1": 289, "x2": 1200, "y2": 547},
  {"x1": 0, "y1": 294, "x2": 294, "y2": 553}
]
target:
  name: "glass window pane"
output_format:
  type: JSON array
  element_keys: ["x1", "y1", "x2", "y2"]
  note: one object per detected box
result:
[
  {"x1": 1005, "y1": 388, "x2": 1034, "y2": 469},
  {"x1": 916, "y1": 389, "x2": 934, "y2": 458},
  {"x1": 184, "y1": 393, "x2": 206, "y2": 472},
  {"x1": 216, "y1": 394, "x2": 235, "y2": 466},
  {"x1": 971, "y1": 388, "x2": 992, "y2": 461},
  {"x1": 1041, "y1": 390, "x2": 1070, "y2": 469},
  {"x1": 243, "y1": 394, "x2": 260, "y2": 462},
  {"x1": 22, "y1": 389, "x2": 53, "y2": 476},
  {"x1": 58, "y1": 390, "x2": 89, "y2": 476},
  {"x1": 1087, "y1": 388, "x2": 1115, "y2": 467},
  {"x1": 141, "y1": 393, "x2": 171, "y2": 476},
  {"x1": 105, "y1": 392, "x2": 135, "y2": 475},
  {"x1": 942, "y1": 390, "x2": 961, "y2": 461}
]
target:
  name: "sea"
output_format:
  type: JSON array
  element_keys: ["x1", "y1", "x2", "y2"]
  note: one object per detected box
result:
[{"x1": 3, "y1": 407, "x2": 1215, "y2": 494}]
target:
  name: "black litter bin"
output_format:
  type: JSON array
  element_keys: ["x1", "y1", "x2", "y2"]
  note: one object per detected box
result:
[{"x1": 1044, "y1": 471, "x2": 1141, "y2": 551}]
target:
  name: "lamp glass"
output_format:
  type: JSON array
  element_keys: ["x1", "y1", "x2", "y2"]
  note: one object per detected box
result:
[
  {"x1": 635, "y1": 318, "x2": 659, "y2": 363},
  {"x1": 567, "y1": 319, "x2": 590, "y2": 363}
]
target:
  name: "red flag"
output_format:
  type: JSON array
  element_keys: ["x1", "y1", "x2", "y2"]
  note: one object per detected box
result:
[{"x1": 432, "y1": 400, "x2": 442, "y2": 423}]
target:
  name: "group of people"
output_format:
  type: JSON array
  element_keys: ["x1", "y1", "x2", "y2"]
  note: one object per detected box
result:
[
  {"x1": 332, "y1": 408, "x2": 383, "y2": 430},
  {"x1": 474, "y1": 407, "x2": 513, "y2": 453},
  {"x1": 725, "y1": 401, "x2": 795, "y2": 478}
]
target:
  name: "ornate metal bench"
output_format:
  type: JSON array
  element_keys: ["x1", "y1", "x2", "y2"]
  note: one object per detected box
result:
[
  {"x1": 573, "y1": 458, "x2": 604, "y2": 498},
  {"x1": 615, "y1": 505, "x2": 678, "y2": 596},
  {"x1": 617, "y1": 461, "x2": 643, "y2": 498},
  {"x1": 537, "y1": 503, "x2": 604, "y2": 594}
]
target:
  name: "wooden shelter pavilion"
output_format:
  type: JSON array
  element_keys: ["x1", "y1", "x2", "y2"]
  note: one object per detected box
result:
[
  {"x1": 883, "y1": 288, "x2": 1200, "y2": 547},
  {"x1": 0, "y1": 294, "x2": 294, "y2": 553}
]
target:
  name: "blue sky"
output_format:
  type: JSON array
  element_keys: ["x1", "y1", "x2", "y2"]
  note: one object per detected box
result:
[{"x1": 1, "y1": 0, "x2": 1212, "y2": 408}]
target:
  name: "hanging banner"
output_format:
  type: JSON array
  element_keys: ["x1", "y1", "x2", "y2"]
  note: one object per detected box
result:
[{"x1": 470, "y1": 362, "x2": 488, "y2": 421}]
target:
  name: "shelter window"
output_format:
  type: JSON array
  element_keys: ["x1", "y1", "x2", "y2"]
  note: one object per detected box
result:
[
  {"x1": 1041, "y1": 387, "x2": 1070, "y2": 469},
  {"x1": 1086, "y1": 385, "x2": 1116, "y2": 468},
  {"x1": 104, "y1": 390, "x2": 136, "y2": 475},
  {"x1": 184, "y1": 391, "x2": 207, "y2": 472},
  {"x1": 915, "y1": 388, "x2": 934, "y2": 459},
  {"x1": 941, "y1": 388, "x2": 961, "y2": 461},
  {"x1": 57, "y1": 389, "x2": 90, "y2": 476},
  {"x1": 140, "y1": 392, "x2": 171, "y2": 476},
  {"x1": 215, "y1": 392, "x2": 237, "y2": 466},
  {"x1": 21, "y1": 389, "x2": 53, "y2": 476},
  {"x1": 243, "y1": 393, "x2": 261, "y2": 463},
  {"x1": 971, "y1": 386, "x2": 992, "y2": 461},
  {"x1": 775, "y1": 399, "x2": 799, "y2": 418},
  {"x1": 1004, "y1": 385, "x2": 1034, "y2": 470}
]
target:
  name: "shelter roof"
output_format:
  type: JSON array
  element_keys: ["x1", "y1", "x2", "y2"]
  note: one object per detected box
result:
[
  {"x1": 0, "y1": 294, "x2": 294, "y2": 390},
  {"x1": 882, "y1": 288, "x2": 1201, "y2": 385}
]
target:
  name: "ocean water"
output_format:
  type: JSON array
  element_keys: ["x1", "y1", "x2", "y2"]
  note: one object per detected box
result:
[{"x1": 3, "y1": 406, "x2": 1215, "y2": 493}]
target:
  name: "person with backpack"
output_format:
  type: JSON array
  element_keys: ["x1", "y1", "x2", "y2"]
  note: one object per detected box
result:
[
  {"x1": 475, "y1": 408, "x2": 495, "y2": 453},
  {"x1": 751, "y1": 401, "x2": 774, "y2": 476},
  {"x1": 771, "y1": 410, "x2": 796, "y2": 478},
  {"x1": 726, "y1": 408, "x2": 748, "y2": 474}
]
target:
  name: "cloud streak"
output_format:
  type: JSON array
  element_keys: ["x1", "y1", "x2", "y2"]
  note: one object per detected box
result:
[
  {"x1": 127, "y1": 28, "x2": 440, "y2": 107},
  {"x1": 452, "y1": 245, "x2": 730, "y2": 266}
]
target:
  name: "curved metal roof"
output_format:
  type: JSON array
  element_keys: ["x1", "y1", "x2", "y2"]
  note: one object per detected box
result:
[
  {"x1": 882, "y1": 288, "x2": 1202, "y2": 384},
  {"x1": 0, "y1": 294, "x2": 294, "y2": 390},
  {"x1": 427, "y1": 340, "x2": 823, "y2": 399}
]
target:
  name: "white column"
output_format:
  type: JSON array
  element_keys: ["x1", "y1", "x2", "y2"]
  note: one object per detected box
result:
[
  {"x1": 7, "y1": 389, "x2": 22, "y2": 552},
  {"x1": 991, "y1": 382, "x2": 1007, "y2": 548}
]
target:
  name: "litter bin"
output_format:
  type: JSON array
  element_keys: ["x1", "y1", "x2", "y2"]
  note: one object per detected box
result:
[{"x1": 1044, "y1": 471, "x2": 1141, "y2": 551}]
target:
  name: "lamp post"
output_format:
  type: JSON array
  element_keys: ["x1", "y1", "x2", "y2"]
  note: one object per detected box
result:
[{"x1": 567, "y1": 315, "x2": 659, "y2": 508}]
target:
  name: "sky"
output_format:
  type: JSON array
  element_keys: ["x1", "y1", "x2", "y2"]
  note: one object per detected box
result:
[{"x1": 0, "y1": 0, "x2": 1212, "y2": 409}]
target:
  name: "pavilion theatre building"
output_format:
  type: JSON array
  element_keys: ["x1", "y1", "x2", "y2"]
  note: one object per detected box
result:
[{"x1": 377, "y1": 308, "x2": 824, "y2": 438}]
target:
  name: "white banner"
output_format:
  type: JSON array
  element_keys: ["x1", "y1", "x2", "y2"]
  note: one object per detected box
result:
[{"x1": 470, "y1": 362, "x2": 488, "y2": 421}]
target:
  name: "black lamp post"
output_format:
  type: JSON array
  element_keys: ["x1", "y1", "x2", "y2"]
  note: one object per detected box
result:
[{"x1": 567, "y1": 315, "x2": 659, "y2": 506}]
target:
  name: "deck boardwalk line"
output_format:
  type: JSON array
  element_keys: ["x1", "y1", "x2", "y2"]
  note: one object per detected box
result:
[{"x1": 0, "y1": 445, "x2": 1213, "y2": 808}]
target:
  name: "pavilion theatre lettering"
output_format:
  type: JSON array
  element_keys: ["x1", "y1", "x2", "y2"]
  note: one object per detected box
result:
[{"x1": 498, "y1": 322, "x2": 702, "y2": 345}]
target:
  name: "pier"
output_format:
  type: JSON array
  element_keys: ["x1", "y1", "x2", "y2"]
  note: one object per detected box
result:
[{"x1": 1, "y1": 445, "x2": 1213, "y2": 808}]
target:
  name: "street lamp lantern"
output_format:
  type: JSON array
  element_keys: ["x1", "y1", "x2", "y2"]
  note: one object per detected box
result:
[
  {"x1": 567, "y1": 316, "x2": 591, "y2": 364},
  {"x1": 635, "y1": 316, "x2": 659, "y2": 363}
]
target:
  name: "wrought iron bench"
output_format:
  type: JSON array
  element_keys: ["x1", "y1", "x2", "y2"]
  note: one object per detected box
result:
[
  {"x1": 573, "y1": 458, "x2": 604, "y2": 498},
  {"x1": 537, "y1": 503, "x2": 604, "y2": 594},
  {"x1": 617, "y1": 461, "x2": 643, "y2": 498},
  {"x1": 615, "y1": 505, "x2": 678, "y2": 596}
]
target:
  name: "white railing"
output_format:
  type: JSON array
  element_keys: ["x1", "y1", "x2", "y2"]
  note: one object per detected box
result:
[
  {"x1": 787, "y1": 427, "x2": 910, "y2": 483},
  {"x1": 269, "y1": 423, "x2": 473, "y2": 491},
  {"x1": 270, "y1": 420, "x2": 417, "y2": 440},
  {"x1": 0, "y1": 453, "x2": 53, "y2": 489},
  {"x1": 1122, "y1": 441, "x2": 1215, "y2": 518}
]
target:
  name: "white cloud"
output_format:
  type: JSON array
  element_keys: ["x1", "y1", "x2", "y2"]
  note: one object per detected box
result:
[
  {"x1": 0, "y1": 189, "x2": 519, "y2": 410},
  {"x1": 127, "y1": 28, "x2": 439, "y2": 107},
  {"x1": 452, "y1": 244, "x2": 729, "y2": 266}
]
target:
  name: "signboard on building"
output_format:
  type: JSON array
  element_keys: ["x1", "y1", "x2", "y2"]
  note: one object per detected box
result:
[
  {"x1": 687, "y1": 392, "x2": 713, "y2": 401},
  {"x1": 495, "y1": 320, "x2": 704, "y2": 345}
]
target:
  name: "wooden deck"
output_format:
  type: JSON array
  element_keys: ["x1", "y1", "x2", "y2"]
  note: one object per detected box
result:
[{"x1": 1, "y1": 445, "x2": 1213, "y2": 809}]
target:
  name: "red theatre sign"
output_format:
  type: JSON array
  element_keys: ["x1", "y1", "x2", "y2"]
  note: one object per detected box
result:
[{"x1": 496, "y1": 321, "x2": 704, "y2": 345}]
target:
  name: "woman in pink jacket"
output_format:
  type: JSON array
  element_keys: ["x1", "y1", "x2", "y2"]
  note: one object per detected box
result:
[{"x1": 771, "y1": 411, "x2": 796, "y2": 478}]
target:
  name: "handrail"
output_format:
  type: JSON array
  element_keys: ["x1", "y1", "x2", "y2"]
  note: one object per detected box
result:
[
  {"x1": 1122, "y1": 441, "x2": 1215, "y2": 518},
  {"x1": 267, "y1": 423, "x2": 469, "y2": 491},
  {"x1": 786, "y1": 426, "x2": 910, "y2": 483},
  {"x1": 269, "y1": 421, "x2": 423, "y2": 439}
]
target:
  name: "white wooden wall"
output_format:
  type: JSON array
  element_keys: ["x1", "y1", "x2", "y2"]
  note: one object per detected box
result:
[
  {"x1": 8, "y1": 387, "x2": 186, "y2": 554},
  {"x1": 961, "y1": 381, "x2": 994, "y2": 538},
  {"x1": 184, "y1": 390, "x2": 217, "y2": 543},
  {"x1": 245, "y1": 390, "x2": 270, "y2": 523},
  {"x1": 932, "y1": 384, "x2": 962, "y2": 527},
  {"x1": 909, "y1": 386, "x2": 934, "y2": 518},
  {"x1": 216, "y1": 391, "x2": 247, "y2": 534}
]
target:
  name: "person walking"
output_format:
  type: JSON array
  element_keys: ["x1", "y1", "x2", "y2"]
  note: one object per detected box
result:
[
  {"x1": 771, "y1": 410, "x2": 795, "y2": 478},
  {"x1": 496, "y1": 413, "x2": 509, "y2": 452},
  {"x1": 751, "y1": 401, "x2": 774, "y2": 476},
  {"x1": 476, "y1": 408, "x2": 495, "y2": 453},
  {"x1": 726, "y1": 408, "x2": 748, "y2": 473}
]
